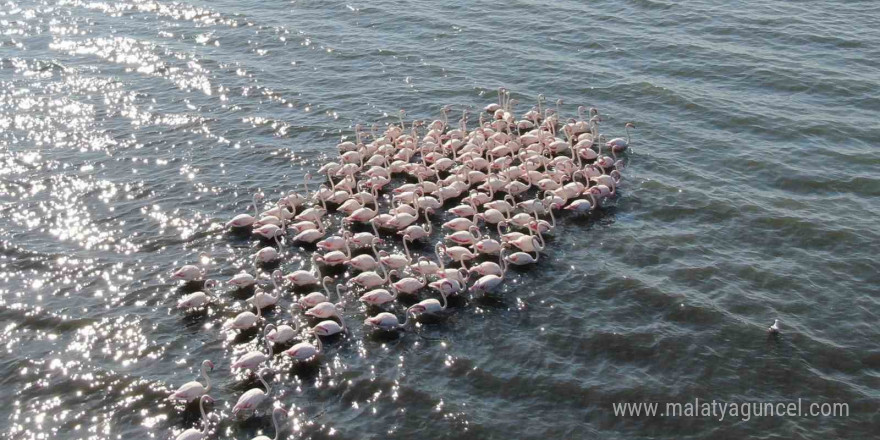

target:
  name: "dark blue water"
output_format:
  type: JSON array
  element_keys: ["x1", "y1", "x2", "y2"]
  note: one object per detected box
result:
[{"x1": 1, "y1": 0, "x2": 878, "y2": 439}]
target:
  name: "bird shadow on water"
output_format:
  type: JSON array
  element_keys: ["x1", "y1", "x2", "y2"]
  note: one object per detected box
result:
[
  {"x1": 563, "y1": 205, "x2": 619, "y2": 228},
  {"x1": 471, "y1": 291, "x2": 508, "y2": 309},
  {"x1": 229, "y1": 285, "x2": 256, "y2": 300},
  {"x1": 365, "y1": 328, "x2": 406, "y2": 343},
  {"x1": 256, "y1": 259, "x2": 282, "y2": 272},
  {"x1": 230, "y1": 372, "x2": 269, "y2": 392},
  {"x1": 176, "y1": 280, "x2": 207, "y2": 294},
  {"x1": 224, "y1": 227, "x2": 253, "y2": 242},
  {"x1": 232, "y1": 410, "x2": 274, "y2": 432},
  {"x1": 175, "y1": 399, "x2": 216, "y2": 426},
  {"x1": 232, "y1": 327, "x2": 260, "y2": 344},
  {"x1": 288, "y1": 360, "x2": 321, "y2": 381},
  {"x1": 180, "y1": 309, "x2": 210, "y2": 328}
]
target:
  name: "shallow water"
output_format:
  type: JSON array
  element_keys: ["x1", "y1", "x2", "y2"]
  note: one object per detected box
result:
[{"x1": 1, "y1": 0, "x2": 879, "y2": 439}]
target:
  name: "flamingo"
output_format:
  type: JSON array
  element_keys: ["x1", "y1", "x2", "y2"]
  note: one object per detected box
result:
[
  {"x1": 358, "y1": 287, "x2": 397, "y2": 306},
  {"x1": 223, "y1": 302, "x2": 262, "y2": 332},
  {"x1": 349, "y1": 262, "x2": 390, "y2": 289},
  {"x1": 285, "y1": 255, "x2": 321, "y2": 286},
  {"x1": 253, "y1": 230, "x2": 284, "y2": 265},
  {"x1": 265, "y1": 323, "x2": 296, "y2": 345},
  {"x1": 390, "y1": 263, "x2": 428, "y2": 295},
  {"x1": 564, "y1": 192, "x2": 598, "y2": 213},
  {"x1": 169, "y1": 360, "x2": 214, "y2": 402},
  {"x1": 292, "y1": 219, "x2": 326, "y2": 244},
  {"x1": 174, "y1": 395, "x2": 213, "y2": 440},
  {"x1": 378, "y1": 237, "x2": 412, "y2": 270},
  {"x1": 247, "y1": 270, "x2": 283, "y2": 309},
  {"x1": 229, "y1": 271, "x2": 257, "y2": 289},
  {"x1": 440, "y1": 244, "x2": 477, "y2": 268},
  {"x1": 317, "y1": 238, "x2": 351, "y2": 266},
  {"x1": 505, "y1": 250, "x2": 539, "y2": 265},
  {"x1": 231, "y1": 325, "x2": 273, "y2": 371},
  {"x1": 297, "y1": 276, "x2": 339, "y2": 310},
  {"x1": 251, "y1": 407, "x2": 287, "y2": 440},
  {"x1": 227, "y1": 192, "x2": 265, "y2": 229},
  {"x1": 474, "y1": 223, "x2": 504, "y2": 255},
  {"x1": 471, "y1": 251, "x2": 510, "y2": 294},
  {"x1": 605, "y1": 122, "x2": 635, "y2": 153},
  {"x1": 283, "y1": 333, "x2": 323, "y2": 361},
  {"x1": 171, "y1": 252, "x2": 209, "y2": 281},
  {"x1": 177, "y1": 280, "x2": 218, "y2": 309},
  {"x1": 305, "y1": 301, "x2": 343, "y2": 320},
  {"x1": 346, "y1": 238, "x2": 382, "y2": 272},
  {"x1": 469, "y1": 250, "x2": 505, "y2": 277},
  {"x1": 409, "y1": 291, "x2": 449, "y2": 315},
  {"x1": 364, "y1": 310, "x2": 414, "y2": 331},
  {"x1": 428, "y1": 277, "x2": 466, "y2": 296},
  {"x1": 313, "y1": 317, "x2": 346, "y2": 337},
  {"x1": 232, "y1": 369, "x2": 272, "y2": 416}
]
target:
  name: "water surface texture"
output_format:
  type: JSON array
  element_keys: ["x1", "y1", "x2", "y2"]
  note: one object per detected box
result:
[{"x1": 1, "y1": 0, "x2": 879, "y2": 439}]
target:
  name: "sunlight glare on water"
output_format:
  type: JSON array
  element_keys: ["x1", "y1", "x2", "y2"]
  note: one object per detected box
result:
[{"x1": 1, "y1": 0, "x2": 879, "y2": 439}]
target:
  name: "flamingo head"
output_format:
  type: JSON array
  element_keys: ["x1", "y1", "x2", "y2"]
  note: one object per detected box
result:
[
  {"x1": 204, "y1": 279, "x2": 218, "y2": 290},
  {"x1": 203, "y1": 360, "x2": 215, "y2": 371},
  {"x1": 625, "y1": 122, "x2": 635, "y2": 129},
  {"x1": 409, "y1": 304, "x2": 426, "y2": 314}
]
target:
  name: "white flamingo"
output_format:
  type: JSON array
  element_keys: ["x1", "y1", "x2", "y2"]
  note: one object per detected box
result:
[
  {"x1": 171, "y1": 252, "x2": 209, "y2": 281},
  {"x1": 232, "y1": 369, "x2": 272, "y2": 416},
  {"x1": 283, "y1": 332, "x2": 323, "y2": 361},
  {"x1": 223, "y1": 302, "x2": 262, "y2": 332},
  {"x1": 265, "y1": 323, "x2": 296, "y2": 345},
  {"x1": 227, "y1": 192, "x2": 265, "y2": 228},
  {"x1": 177, "y1": 280, "x2": 218, "y2": 309},
  {"x1": 174, "y1": 395, "x2": 213, "y2": 440},
  {"x1": 231, "y1": 325, "x2": 273, "y2": 371},
  {"x1": 251, "y1": 407, "x2": 287, "y2": 440},
  {"x1": 364, "y1": 310, "x2": 414, "y2": 331},
  {"x1": 169, "y1": 360, "x2": 214, "y2": 402}
]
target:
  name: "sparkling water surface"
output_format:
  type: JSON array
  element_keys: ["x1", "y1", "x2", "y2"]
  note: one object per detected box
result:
[{"x1": 1, "y1": 0, "x2": 878, "y2": 439}]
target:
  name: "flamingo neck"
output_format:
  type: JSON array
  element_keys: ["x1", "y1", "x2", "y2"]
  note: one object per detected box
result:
[
  {"x1": 252, "y1": 195, "x2": 260, "y2": 218},
  {"x1": 434, "y1": 244, "x2": 445, "y2": 270},
  {"x1": 263, "y1": 326, "x2": 273, "y2": 351},
  {"x1": 272, "y1": 411, "x2": 282, "y2": 440},
  {"x1": 380, "y1": 261, "x2": 389, "y2": 282},
  {"x1": 258, "y1": 371, "x2": 271, "y2": 396},
  {"x1": 201, "y1": 363, "x2": 211, "y2": 392},
  {"x1": 403, "y1": 237, "x2": 412, "y2": 262},
  {"x1": 199, "y1": 396, "x2": 209, "y2": 434}
]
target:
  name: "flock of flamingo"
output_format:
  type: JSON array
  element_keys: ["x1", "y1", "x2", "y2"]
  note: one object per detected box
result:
[{"x1": 166, "y1": 90, "x2": 634, "y2": 439}]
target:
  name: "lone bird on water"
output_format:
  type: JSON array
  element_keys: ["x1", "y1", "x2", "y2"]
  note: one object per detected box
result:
[{"x1": 768, "y1": 319, "x2": 780, "y2": 335}]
